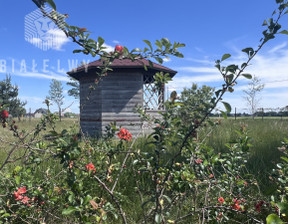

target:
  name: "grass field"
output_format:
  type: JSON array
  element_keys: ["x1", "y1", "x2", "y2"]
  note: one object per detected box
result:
[
  {"x1": 0, "y1": 117, "x2": 287, "y2": 222},
  {"x1": 0, "y1": 118, "x2": 79, "y2": 165},
  {"x1": 1, "y1": 117, "x2": 287, "y2": 191},
  {"x1": 201, "y1": 118, "x2": 288, "y2": 192}
]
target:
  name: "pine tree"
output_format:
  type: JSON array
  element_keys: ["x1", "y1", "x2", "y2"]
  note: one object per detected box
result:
[{"x1": 0, "y1": 75, "x2": 26, "y2": 119}]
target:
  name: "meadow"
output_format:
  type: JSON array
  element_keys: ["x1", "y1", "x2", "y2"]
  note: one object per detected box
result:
[
  {"x1": 1, "y1": 117, "x2": 287, "y2": 190},
  {"x1": 0, "y1": 118, "x2": 79, "y2": 164},
  {"x1": 201, "y1": 118, "x2": 288, "y2": 192},
  {"x1": 1, "y1": 117, "x2": 288, "y2": 223}
]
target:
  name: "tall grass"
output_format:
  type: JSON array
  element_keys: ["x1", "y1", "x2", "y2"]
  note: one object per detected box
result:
[
  {"x1": 0, "y1": 118, "x2": 79, "y2": 167},
  {"x1": 1, "y1": 117, "x2": 287, "y2": 221},
  {"x1": 201, "y1": 119, "x2": 288, "y2": 192}
]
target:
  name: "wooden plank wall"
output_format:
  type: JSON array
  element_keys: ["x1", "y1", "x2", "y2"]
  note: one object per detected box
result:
[{"x1": 79, "y1": 71, "x2": 144, "y2": 137}]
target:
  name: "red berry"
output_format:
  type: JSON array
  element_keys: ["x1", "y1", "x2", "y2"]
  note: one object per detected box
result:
[
  {"x1": 115, "y1": 45, "x2": 124, "y2": 53},
  {"x1": 1, "y1": 110, "x2": 9, "y2": 119}
]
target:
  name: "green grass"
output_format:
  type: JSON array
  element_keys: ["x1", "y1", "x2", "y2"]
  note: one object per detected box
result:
[
  {"x1": 201, "y1": 119, "x2": 288, "y2": 191},
  {"x1": 0, "y1": 118, "x2": 79, "y2": 166},
  {"x1": 2, "y1": 117, "x2": 287, "y2": 180},
  {"x1": 1, "y1": 117, "x2": 288, "y2": 222}
]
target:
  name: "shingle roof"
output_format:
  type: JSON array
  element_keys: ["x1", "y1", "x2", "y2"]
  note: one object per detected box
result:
[{"x1": 67, "y1": 58, "x2": 177, "y2": 78}]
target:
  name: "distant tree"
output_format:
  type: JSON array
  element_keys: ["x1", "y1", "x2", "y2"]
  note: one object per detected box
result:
[
  {"x1": 64, "y1": 112, "x2": 77, "y2": 118},
  {"x1": 243, "y1": 75, "x2": 264, "y2": 119},
  {"x1": 177, "y1": 84, "x2": 215, "y2": 126},
  {"x1": 67, "y1": 77, "x2": 79, "y2": 99},
  {"x1": 47, "y1": 79, "x2": 64, "y2": 121},
  {"x1": 0, "y1": 75, "x2": 26, "y2": 119}
]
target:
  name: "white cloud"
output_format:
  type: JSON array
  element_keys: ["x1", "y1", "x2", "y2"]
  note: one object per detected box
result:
[
  {"x1": 268, "y1": 42, "x2": 287, "y2": 54},
  {"x1": 168, "y1": 41, "x2": 288, "y2": 111},
  {"x1": 27, "y1": 30, "x2": 70, "y2": 51},
  {"x1": 47, "y1": 29, "x2": 70, "y2": 51},
  {"x1": 163, "y1": 57, "x2": 171, "y2": 63},
  {"x1": 174, "y1": 43, "x2": 288, "y2": 91},
  {"x1": 264, "y1": 80, "x2": 288, "y2": 89},
  {"x1": 194, "y1": 47, "x2": 205, "y2": 53},
  {"x1": 102, "y1": 43, "x2": 114, "y2": 53},
  {"x1": 14, "y1": 71, "x2": 69, "y2": 81},
  {"x1": 168, "y1": 74, "x2": 222, "y2": 91},
  {"x1": 185, "y1": 57, "x2": 214, "y2": 65},
  {"x1": 175, "y1": 66, "x2": 217, "y2": 73},
  {"x1": 112, "y1": 40, "x2": 120, "y2": 44},
  {"x1": 29, "y1": 37, "x2": 42, "y2": 45},
  {"x1": 62, "y1": 107, "x2": 72, "y2": 113},
  {"x1": 20, "y1": 96, "x2": 44, "y2": 104}
]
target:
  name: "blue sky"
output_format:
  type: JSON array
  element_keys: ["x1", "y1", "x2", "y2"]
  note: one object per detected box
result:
[{"x1": 0, "y1": 0, "x2": 288, "y2": 114}]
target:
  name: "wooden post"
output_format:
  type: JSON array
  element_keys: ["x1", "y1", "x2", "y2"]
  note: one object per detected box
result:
[
  {"x1": 234, "y1": 107, "x2": 237, "y2": 120},
  {"x1": 262, "y1": 108, "x2": 264, "y2": 121},
  {"x1": 29, "y1": 108, "x2": 31, "y2": 122}
]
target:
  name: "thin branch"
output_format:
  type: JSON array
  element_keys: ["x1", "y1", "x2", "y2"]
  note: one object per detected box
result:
[{"x1": 175, "y1": 205, "x2": 264, "y2": 224}]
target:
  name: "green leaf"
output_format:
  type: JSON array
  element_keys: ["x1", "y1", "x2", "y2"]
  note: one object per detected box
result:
[
  {"x1": 46, "y1": 0, "x2": 56, "y2": 10},
  {"x1": 14, "y1": 166, "x2": 22, "y2": 173},
  {"x1": 221, "y1": 53, "x2": 231, "y2": 62},
  {"x1": 266, "y1": 214, "x2": 283, "y2": 224},
  {"x1": 62, "y1": 207, "x2": 77, "y2": 215},
  {"x1": 175, "y1": 52, "x2": 184, "y2": 58},
  {"x1": 242, "y1": 47, "x2": 254, "y2": 57},
  {"x1": 215, "y1": 64, "x2": 221, "y2": 71},
  {"x1": 143, "y1": 47, "x2": 149, "y2": 53},
  {"x1": 155, "y1": 40, "x2": 162, "y2": 50},
  {"x1": 241, "y1": 63, "x2": 247, "y2": 69},
  {"x1": 225, "y1": 64, "x2": 238, "y2": 73},
  {"x1": 226, "y1": 74, "x2": 234, "y2": 83},
  {"x1": 155, "y1": 213, "x2": 162, "y2": 223},
  {"x1": 262, "y1": 20, "x2": 268, "y2": 26},
  {"x1": 97, "y1": 36, "x2": 104, "y2": 46},
  {"x1": 1, "y1": 213, "x2": 10, "y2": 218},
  {"x1": 84, "y1": 195, "x2": 92, "y2": 205},
  {"x1": 221, "y1": 110, "x2": 228, "y2": 119},
  {"x1": 132, "y1": 48, "x2": 142, "y2": 53},
  {"x1": 222, "y1": 101, "x2": 231, "y2": 113},
  {"x1": 277, "y1": 202, "x2": 288, "y2": 215},
  {"x1": 15, "y1": 176, "x2": 21, "y2": 185},
  {"x1": 1, "y1": 213, "x2": 11, "y2": 218},
  {"x1": 281, "y1": 157, "x2": 288, "y2": 163},
  {"x1": 215, "y1": 89, "x2": 222, "y2": 98},
  {"x1": 73, "y1": 50, "x2": 82, "y2": 54},
  {"x1": 155, "y1": 57, "x2": 163, "y2": 64},
  {"x1": 161, "y1": 38, "x2": 170, "y2": 45},
  {"x1": 163, "y1": 195, "x2": 172, "y2": 203},
  {"x1": 176, "y1": 43, "x2": 186, "y2": 48},
  {"x1": 279, "y1": 30, "x2": 288, "y2": 35},
  {"x1": 143, "y1": 40, "x2": 153, "y2": 51},
  {"x1": 242, "y1": 73, "x2": 252, "y2": 79}
]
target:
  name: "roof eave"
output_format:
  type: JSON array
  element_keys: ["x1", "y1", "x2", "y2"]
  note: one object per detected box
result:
[{"x1": 67, "y1": 66, "x2": 177, "y2": 79}]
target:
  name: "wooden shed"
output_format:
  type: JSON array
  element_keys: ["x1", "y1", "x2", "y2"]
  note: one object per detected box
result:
[{"x1": 67, "y1": 58, "x2": 177, "y2": 137}]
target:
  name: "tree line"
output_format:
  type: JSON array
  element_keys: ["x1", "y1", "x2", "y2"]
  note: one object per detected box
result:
[{"x1": 0, "y1": 75, "x2": 79, "y2": 120}]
